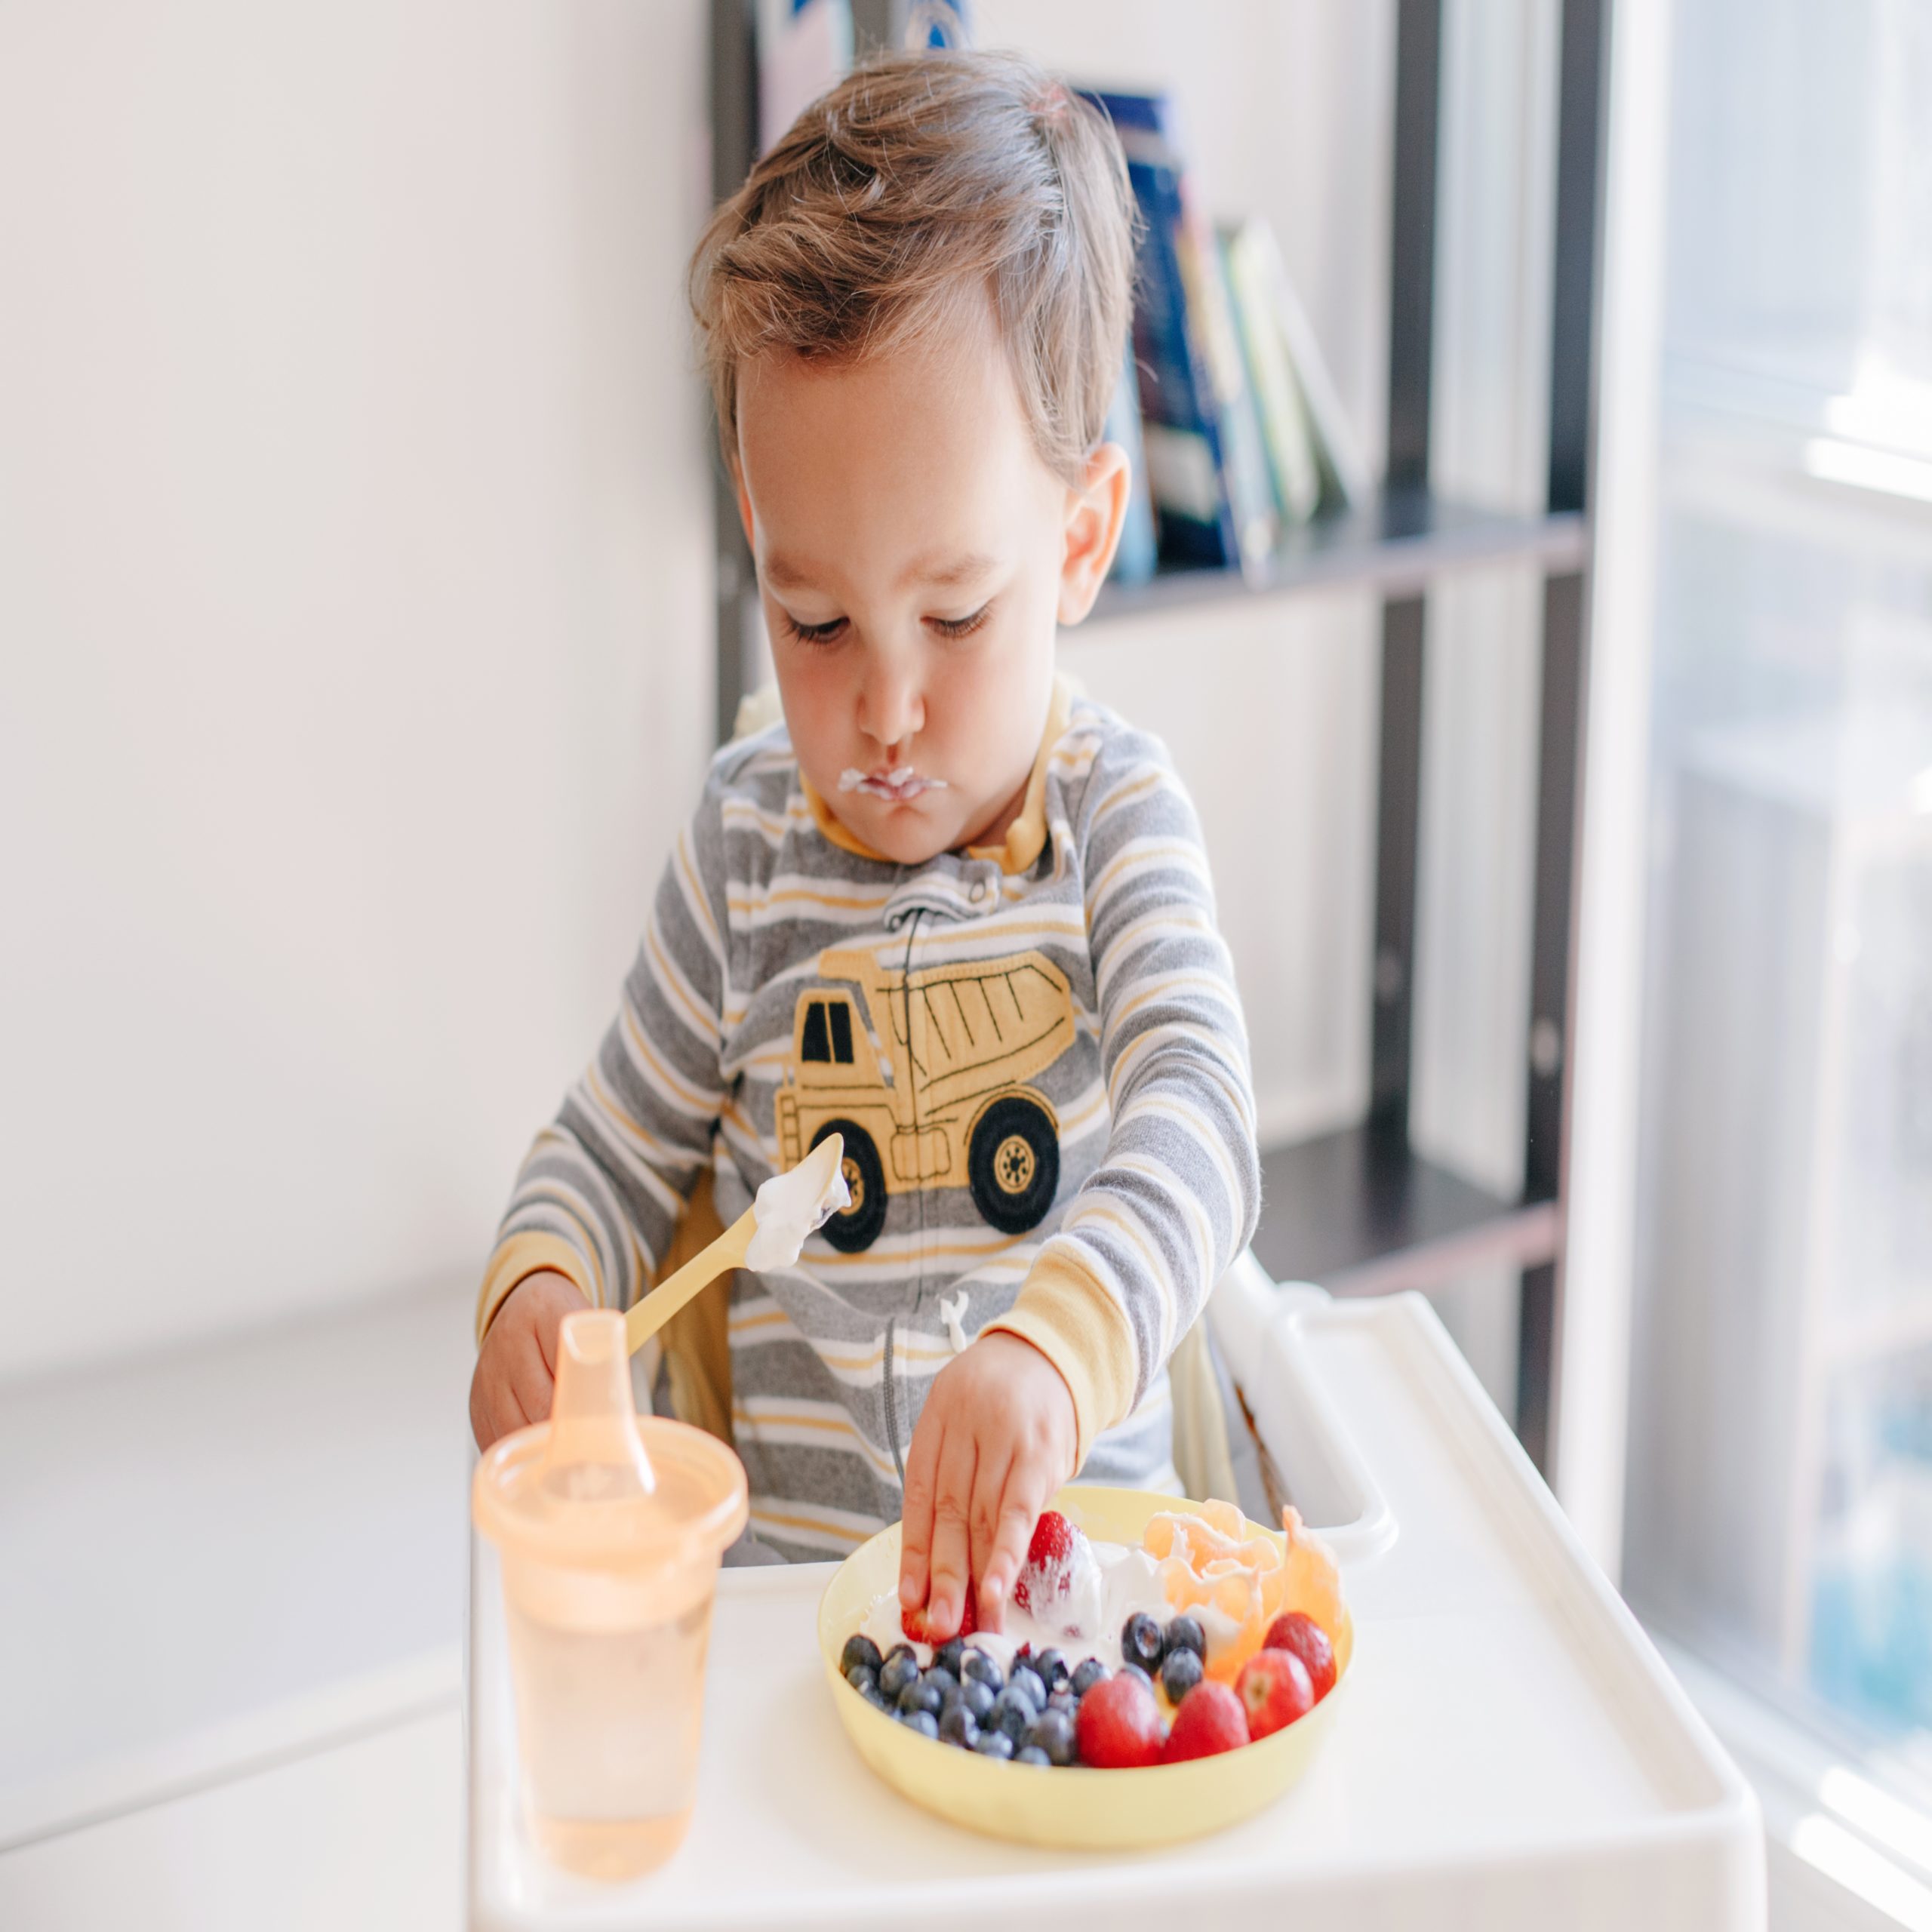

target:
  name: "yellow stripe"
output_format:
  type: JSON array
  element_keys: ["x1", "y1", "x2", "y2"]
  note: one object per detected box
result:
[
  {"x1": 1107, "y1": 970, "x2": 1239, "y2": 1029},
  {"x1": 645, "y1": 916, "x2": 718, "y2": 1044},
  {"x1": 617, "y1": 995, "x2": 715, "y2": 1118},
  {"x1": 984, "y1": 1247, "x2": 1137, "y2": 1469},
  {"x1": 475, "y1": 1230, "x2": 597, "y2": 1343},
  {"x1": 672, "y1": 826, "x2": 724, "y2": 961},
  {"x1": 746, "y1": 1503, "x2": 881, "y2": 1549},
  {"x1": 1086, "y1": 836, "x2": 1208, "y2": 912}
]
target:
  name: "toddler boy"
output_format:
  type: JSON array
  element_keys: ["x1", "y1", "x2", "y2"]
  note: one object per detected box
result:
[{"x1": 469, "y1": 48, "x2": 1260, "y2": 1641}]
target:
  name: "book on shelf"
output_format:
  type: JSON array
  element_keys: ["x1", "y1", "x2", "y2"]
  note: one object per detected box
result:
[
  {"x1": 1223, "y1": 215, "x2": 1369, "y2": 514},
  {"x1": 1103, "y1": 340, "x2": 1159, "y2": 587},
  {"x1": 1083, "y1": 87, "x2": 1248, "y2": 575},
  {"x1": 1220, "y1": 218, "x2": 1321, "y2": 528}
]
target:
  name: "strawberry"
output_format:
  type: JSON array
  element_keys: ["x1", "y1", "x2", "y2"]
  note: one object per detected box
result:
[
  {"x1": 1261, "y1": 1611, "x2": 1337, "y2": 1701},
  {"x1": 1026, "y1": 1509, "x2": 1075, "y2": 1569},
  {"x1": 1074, "y1": 1669, "x2": 1165, "y2": 1769},
  {"x1": 900, "y1": 1587, "x2": 978, "y2": 1646},
  {"x1": 1161, "y1": 1680, "x2": 1249, "y2": 1762},
  {"x1": 1235, "y1": 1647, "x2": 1315, "y2": 1740},
  {"x1": 1013, "y1": 1508, "x2": 1080, "y2": 1614}
]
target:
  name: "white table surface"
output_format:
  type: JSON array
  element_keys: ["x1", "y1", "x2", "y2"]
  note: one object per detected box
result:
[{"x1": 471, "y1": 1294, "x2": 1767, "y2": 1932}]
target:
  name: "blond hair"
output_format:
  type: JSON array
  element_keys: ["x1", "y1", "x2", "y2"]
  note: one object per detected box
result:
[{"x1": 691, "y1": 48, "x2": 1137, "y2": 488}]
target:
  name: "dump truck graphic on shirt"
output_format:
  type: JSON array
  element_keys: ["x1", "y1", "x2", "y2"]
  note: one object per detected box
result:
[{"x1": 774, "y1": 947, "x2": 1075, "y2": 1250}]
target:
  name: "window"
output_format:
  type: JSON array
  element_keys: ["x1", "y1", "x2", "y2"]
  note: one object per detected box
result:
[
  {"x1": 801, "y1": 1001, "x2": 831, "y2": 1063},
  {"x1": 1619, "y1": 0, "x2": 1932, "y2": 1902},
  {"x1": 801, "y1": 998, "x2": 855, "y2": 1066}
]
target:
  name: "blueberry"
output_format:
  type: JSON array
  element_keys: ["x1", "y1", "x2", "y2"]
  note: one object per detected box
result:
[
  {"x1": 986, "y1": 1688, "x2": 1033, "y2": 1745},
  {"x1": 960, "y1": 1651, "x2": 1004, "y2": 1692},
  {"x1": 1032, "y1": 1647, "x2": 1070, "y2": 1693},
  {"x1": 1122, "y1": 1612, "x2": 1164, "y2": 1674},
  {"x1": 958, "y1": 1678, "x2": 996, "y2": 1723},
  {"x1": 1163, "y1": 1614, "x2": 1206, "y2": 1661},
  {"x1": 1015, "y1": 1745, "x2": 1051, "y2": 1766},
  {"x1": 972, "y1": 1728, "x2": 1016, "y2": 1760},
  {"x1": 1119, "y1": 1662, "x2": 1155, "y2": 1697},
  {"x1": 1025, "y1": 1707, "x2": 1079, "y2": 1767},
  {"x1": 841, "y1": 1633, "x2": 884, "y2": 1680},
  {"x1": 1046, "y1": 1687, "x2": 1076, "y2": 1717},
  {"x1": 878, "y1": 1650, "x2": 920, "y2": 1702},
  {"x1": 846, "y1": 1664, "x2": 879, "y2": 1700},
  {"x1": 1161, "y1": 1646, "x2": 1204, "y2": 1703},
  {"x1": 899, "y1": 1708, "x2": 940, "y2": 1740},
  {"x1": 1070, "y1": 1657, "x2": 1110, "y2": 1699},
  {"x1": 861, "y1": 1682, "x2": 892, "y2": 1712},
  {"x1": 937, "y1": 1700, "x2": 980, "y2": 1749},
  {"x1": 921, "y1": 1665, "x2": 959, "y2": 1704},
  {"x1": 934, "y1": 1637, "x2": 966, "y2": 1679},
  {"x1": 1008, "y1": 1663, "x2": 1047, "y2": 1713},
  {"x1": 897, "y1": 1675, "x2": 945, "y2": 1719}
]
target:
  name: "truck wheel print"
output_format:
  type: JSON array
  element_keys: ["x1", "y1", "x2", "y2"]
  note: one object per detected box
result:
[
  {"x1": 967, "y1": 1094, "x2": 1059, "y2": 1235},
  {"x1": 811, "y1": 1120, "x2": 889, "y2": 1252}
]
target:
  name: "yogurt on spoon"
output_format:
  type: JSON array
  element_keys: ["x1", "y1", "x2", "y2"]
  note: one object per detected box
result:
[{"x1": 743, "y1": 1138, "x2": 851, "y2": 1269}]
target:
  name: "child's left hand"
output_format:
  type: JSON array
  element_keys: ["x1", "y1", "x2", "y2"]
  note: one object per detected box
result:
[{"x1": 898, "y1": 1331, "x2": 1077, "y2": 1637}]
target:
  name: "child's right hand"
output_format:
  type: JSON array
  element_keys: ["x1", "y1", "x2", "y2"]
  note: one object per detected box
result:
[{"x1": 468, "y1": 1270, "x2": 589, "y2": 1451}]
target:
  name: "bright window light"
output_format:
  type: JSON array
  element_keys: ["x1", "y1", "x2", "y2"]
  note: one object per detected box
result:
[
  {"x1": 1821, "y1": 1767, "x2": 1932, "y2": 1881},
  {"x1": 1803, "y1": 437, "x2": 1932, "y2": 506},
  {"x1": 1793, "y1": 1814, "x2": 1932, "y2": 1931}
]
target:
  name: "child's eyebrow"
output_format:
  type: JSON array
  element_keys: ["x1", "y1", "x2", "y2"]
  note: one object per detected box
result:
[
  {"x1": 762, "y1": 552, "x2": 1000, "y2": 596},
  {"x1": 908, "y1": 552, "x2": 998, "y2": 591}
]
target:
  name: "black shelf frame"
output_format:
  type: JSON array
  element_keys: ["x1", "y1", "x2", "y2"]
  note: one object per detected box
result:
[{"x1": 707, "y1": 0, "x2": 1608, "y2": 1478}]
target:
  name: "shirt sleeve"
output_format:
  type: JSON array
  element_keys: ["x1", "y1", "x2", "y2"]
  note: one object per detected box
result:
[
  {"x1": 475, "y1": 786, "x2": 733, "y2": 1342},
  {"x1": 984, "y1": 724, "x2": 1262, "y2": 1467}
]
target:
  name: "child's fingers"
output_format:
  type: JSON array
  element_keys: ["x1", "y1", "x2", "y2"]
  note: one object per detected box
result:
[
  {"x1": 980, "y1": 1460, "x2": 1054, "y2": 1627},
  {"x1": 897, "y1": 1411, "x2": 943, "y2": 1610},
  {"x1": 923, "y1": 1427, "x2": 979, "y2": 1639},
  {"x1": 965, "y1": 1442, "x2": 1014, "y2": 1626},
  {"x1": 506, "y1": 1339, "x2": 558, "y2": 1432},
  {"x1": 469, "y1": 1365, "x2": 530, "y2": 1454}
]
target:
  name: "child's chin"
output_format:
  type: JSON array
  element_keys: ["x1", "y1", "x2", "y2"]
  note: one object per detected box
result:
[{"x1": 862, "y1": 806, "x2": 958, "y2": 866}]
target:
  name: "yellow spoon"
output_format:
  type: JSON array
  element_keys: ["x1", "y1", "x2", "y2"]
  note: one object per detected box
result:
[{"x1": 624, "y1": 1133, "x2": 848, "y2": 1357}]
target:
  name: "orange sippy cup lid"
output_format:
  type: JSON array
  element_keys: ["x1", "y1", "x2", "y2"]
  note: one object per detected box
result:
[{"x1": 472, "y1": 1309, "x2": 747, "y2": 1574}]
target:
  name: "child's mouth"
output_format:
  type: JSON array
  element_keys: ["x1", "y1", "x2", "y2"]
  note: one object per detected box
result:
[{"x1": 838, "y1": 765, "x2": 948, "y2": 804}]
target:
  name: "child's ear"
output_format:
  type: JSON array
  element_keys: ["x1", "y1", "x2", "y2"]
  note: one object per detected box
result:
[
  {"x1": 1057, "y1": 441, "x2": 1131, "y2": 626},
  {"x1": 732, "y1": 457, "x2": 757, "y2": 552}
]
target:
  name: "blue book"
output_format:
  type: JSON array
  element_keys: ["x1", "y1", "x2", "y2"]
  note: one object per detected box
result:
[
  {"x1": 1084, "y1": 88, "x2": 1241, "y2": 571},
  {"x1": 1103, "y1": 340, "x2": 1158, "y2": 587}
]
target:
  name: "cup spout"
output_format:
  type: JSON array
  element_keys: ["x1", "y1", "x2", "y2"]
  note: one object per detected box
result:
[{"x1": 539, "y1": 1309, "x2": 656, "y2": 1499}]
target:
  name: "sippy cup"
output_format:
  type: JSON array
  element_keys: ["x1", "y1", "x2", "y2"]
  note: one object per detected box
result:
[{"x1": 472, "y1": 1308, "x2": 747, "y2": 1879}]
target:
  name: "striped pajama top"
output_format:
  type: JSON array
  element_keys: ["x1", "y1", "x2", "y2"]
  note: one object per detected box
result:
[{"x1": 477, "y1": 677, "x2": 1262, "y2": 1561}]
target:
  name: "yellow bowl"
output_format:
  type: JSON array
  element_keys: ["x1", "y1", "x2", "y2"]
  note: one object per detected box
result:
[{"x1": 816, "y1": 1485, "x2": 1352, "y2": 1850}]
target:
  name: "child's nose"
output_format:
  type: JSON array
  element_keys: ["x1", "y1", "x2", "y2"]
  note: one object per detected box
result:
[{"x1": 860, "y1": 661, "x2": 924, "y2": 752}]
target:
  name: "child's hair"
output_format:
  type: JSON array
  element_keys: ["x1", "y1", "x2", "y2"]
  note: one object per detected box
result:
[{"x1": 690, "y1": 48, "x2": 1137, "y2": 488}]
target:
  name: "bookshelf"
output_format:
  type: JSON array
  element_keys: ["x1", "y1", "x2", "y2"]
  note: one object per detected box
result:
[
  {"x1": 707, "y1": 0, "x2": 1606, "y2": 1479},
  {"x1": 1091, "y1": 492, "x2": 1589, "y2": 620}
]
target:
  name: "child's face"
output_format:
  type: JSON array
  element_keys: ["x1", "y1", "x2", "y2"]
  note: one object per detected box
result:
[{"x1": 734, "y1": 299, "x2": 1127, "y2": 866}]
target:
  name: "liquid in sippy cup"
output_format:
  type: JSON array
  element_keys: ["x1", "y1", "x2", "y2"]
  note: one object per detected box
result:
[{"x1": 472, "y1": 1308, "x2": 747, "y2": 1880}]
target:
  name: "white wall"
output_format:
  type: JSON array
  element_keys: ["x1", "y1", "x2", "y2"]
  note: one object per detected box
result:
[{"x1": 0, "y1": 1, "x2": 715, "y2": 1380}]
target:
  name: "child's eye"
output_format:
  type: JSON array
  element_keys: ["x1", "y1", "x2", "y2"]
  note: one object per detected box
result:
[
  {"x1": 929, "y1": 601, "x2": 992, "y2": 640},
  {"x1": 782, "y1": 612, "x2": 848, "y2": 646}
]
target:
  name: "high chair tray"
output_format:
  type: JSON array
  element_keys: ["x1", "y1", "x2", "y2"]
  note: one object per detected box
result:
[{"x1": 468, "y1": 1290, "x2": 1764, "y2": 1932}]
